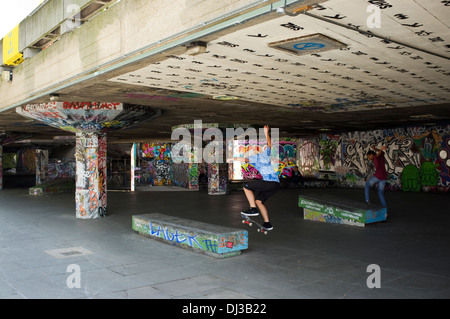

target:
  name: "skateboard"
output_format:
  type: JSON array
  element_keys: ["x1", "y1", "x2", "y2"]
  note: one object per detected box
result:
[{"x1": 241, "y1": 213, "x2": 270, "y2": 235}]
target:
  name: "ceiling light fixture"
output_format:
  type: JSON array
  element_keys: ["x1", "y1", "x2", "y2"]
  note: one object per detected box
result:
[
  {"x1": 49, "y1": 93, "x2": 60, "y2": 101},
  {"x1": 186, "y1": 41, "x2": 207, "y2": 56}
]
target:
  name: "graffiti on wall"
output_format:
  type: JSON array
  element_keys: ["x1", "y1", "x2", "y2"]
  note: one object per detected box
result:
[
  {"x1": 298, "y1": 139, "x2": 320, "y2": 176},
  {"x1": 232, "y1": 139, "x2": 298, "y2": 180},
  {"x1": 172, "y1": 163, "x2": 189, "y2": 188},
  {"x1": 153, "y1": 161, "x2": 171, "y2": 186},
  {"x1": 141, "y1": 143, "x2": 171, "y2": 161},
  {"x1": 48, "y1": 159, "x2": 75, "y2": 179},
  {"x1": 138, "y1": 143, "x2": 172, "y2": 186},
  {"x1": 297, "y1": 124, "x2": 450, "y2": 192}
]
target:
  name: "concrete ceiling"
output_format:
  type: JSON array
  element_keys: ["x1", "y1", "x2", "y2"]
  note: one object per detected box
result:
[{"x1": 1, "y1": 0, "x2": 449, "y2": 144}]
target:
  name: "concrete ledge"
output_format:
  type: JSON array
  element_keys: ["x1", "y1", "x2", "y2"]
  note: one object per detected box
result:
[
  {"x1": 298, "y1": 194, "x2": 387, "y2": 227},
  {"x1": 29, "y1": 178, "x2": 75, "y2": 195},
  {"x1": 132, "y1": 213, "x2": 248, "y2": 258}
]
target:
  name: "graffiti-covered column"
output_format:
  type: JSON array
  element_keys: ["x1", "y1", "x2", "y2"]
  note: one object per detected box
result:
[
  {"x1": 16, "y1": 102, "x2": 160, "y2": 219},
  {"x1": 204, "y1": 125, "x2": 233, "y2": 196},
  {"x1": 208, "y1": 163, "x2": 229, "y2": 195},
  {"x1": 35, "y1": 149, "x2": 49, "y2": 185},
  {"x1": 75, "y1": 133, "x2": 107, "y2": 219},
  {"x1": 207, "y1": 141, "x2": 228, "y2": 195},
  {"x1": 0, "y1": 145, "x2": 2, "y2": 190}
]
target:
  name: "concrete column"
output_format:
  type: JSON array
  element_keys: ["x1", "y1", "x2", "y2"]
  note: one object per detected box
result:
[
  {"x1": 206, "y1": 141, "x2": 229, "y2": 195},
  {"x1": 16, "y1": 102, "x2": 159, "y2": 219},
  {"x1": 188, "y1": 163, "x2": 199, "y2": 190},
  {"x1": 131, "y1": 142, "x2": 137, "y2": 192},
  {"x1": 0, "y1": 145, "x2": 3, "y2": 190},
  {"x1": 75, "y1": 132, "x2": 107, "y2": 219},
  {"x1": 208, "y1": 163, "x2": 229, "y2": 195},
  {"x1": 35, "y1": 149, "x2": 49, "y2": 185}
]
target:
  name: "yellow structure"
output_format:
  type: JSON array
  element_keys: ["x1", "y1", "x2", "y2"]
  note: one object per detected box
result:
[{"x1": 2, "y1": 25, "x2": 23, "y2": 66}]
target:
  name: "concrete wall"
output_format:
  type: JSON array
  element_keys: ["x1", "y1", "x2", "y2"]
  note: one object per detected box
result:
[
  {"x1": 297, "y1": 123, "x2": 450, "y2": 193},
  {"x1": 0, "y1": 0, "x2": 276, "y2": 111}
]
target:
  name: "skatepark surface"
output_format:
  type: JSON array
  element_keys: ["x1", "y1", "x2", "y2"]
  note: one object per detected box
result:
[{"x1": 0, "y1": 186, "x2": 449, "y2": 299}]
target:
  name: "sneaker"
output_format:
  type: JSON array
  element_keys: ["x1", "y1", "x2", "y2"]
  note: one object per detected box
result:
[
  {"x1": 263, "y1": 222, "x2": 273, "y2": 230},
  {"x1": 241, "y1": 208, "x2": 259, "y2": 217}
]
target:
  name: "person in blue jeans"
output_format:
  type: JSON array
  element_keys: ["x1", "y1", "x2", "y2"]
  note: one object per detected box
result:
[{"x1": 365, "y1": 145, "x2": 387, "y2": 207}]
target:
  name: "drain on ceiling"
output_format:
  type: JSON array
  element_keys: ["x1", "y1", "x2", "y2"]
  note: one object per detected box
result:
[{"x1": 268, "y1": 33, "x2": 347, "y2": 56}]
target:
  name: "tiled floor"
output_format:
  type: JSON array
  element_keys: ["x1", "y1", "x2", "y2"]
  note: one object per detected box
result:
[{"x1": 0, "y1": 186, "x2": 449, "y2": 299}]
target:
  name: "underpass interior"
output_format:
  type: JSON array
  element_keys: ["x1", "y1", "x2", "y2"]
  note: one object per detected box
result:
[{"x1": 0, "y1": 0, "x2": 449, "y2": 299}]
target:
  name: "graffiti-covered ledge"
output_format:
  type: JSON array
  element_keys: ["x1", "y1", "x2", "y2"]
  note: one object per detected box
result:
[
  {"x1": 15, "y1": 101, "x2": 161, "y2": 219},
  {"x1": 15, "y1": 102, "x2": 160, "y2": 134}
]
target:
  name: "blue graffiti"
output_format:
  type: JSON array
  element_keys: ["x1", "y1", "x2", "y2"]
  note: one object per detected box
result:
[
  {"x1": 294, "y1": 42, "x2": 325, "y2": 51},
  {"x1": 203, "y1": 240, "x2": 218, "y2": 253},
  {"x1": 149, "y1": 222, "x2": 203, "y2": 249}
]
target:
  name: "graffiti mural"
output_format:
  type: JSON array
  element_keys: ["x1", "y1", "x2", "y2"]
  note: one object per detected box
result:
[
  {"x1": 16, "y1": 102, "x2": 159, "y2": 134},
  {"x1": 297, "y1": 123, "x2": 450, "y2": 192},
  {"x1": 137, "y1": 143, "x2": 173, "y2": 186},
  {"x1": 298, "y1": 139, "x2": 320, "y2": 176},
  {"x1": 48, "y1": 159, "x2": 75, "y2": 179},
  {"x1": 153, "y1": 160, "x2": 171, "y2": 186},
  {"x1": 231, "y1": 139, "x2": 298, "y2": 180},
  {"x1": 172, "y1": 163, "x2": 189, "y2": 188},
  {"x1": 400, "y1": 164, "x2": 420, "y2": 192},
  {"x1": 140, "y1": 143, "x2": 171, "y2": 161},
  {"x1": 172, "y1": 160, "x2": 199, "y2": 189}
]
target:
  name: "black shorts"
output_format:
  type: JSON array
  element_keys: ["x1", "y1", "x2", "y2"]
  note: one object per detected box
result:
[{"x1": 243, "y1": 180, "x2": 279, "y2": 204}]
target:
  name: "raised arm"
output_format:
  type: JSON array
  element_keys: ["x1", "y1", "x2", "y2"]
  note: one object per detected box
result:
[
  {"x1": 264, "y1": 125, "x2": 271, "y2": 149},
  {"x1": 371, "y1": 145, "x2": 386, "y2": 157}
]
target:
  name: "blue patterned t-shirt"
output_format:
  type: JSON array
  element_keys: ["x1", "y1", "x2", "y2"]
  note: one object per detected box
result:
[{"x1": 248, "y1": 148, "x2": 280, "y2": 182}]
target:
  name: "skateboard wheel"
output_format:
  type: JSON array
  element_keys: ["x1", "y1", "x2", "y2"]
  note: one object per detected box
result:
[
  {"x1": 257, "y1": 228, "x2": 260, "y2": 232},
  {"x1": 264, "y1": 231, "x2": 268, "y2": 235},
  {"x1": 249, "y1": 223, "x2": 253, "y2": 226},
  {"x1": 242, "y1": 220, "x2": 245, "y2": 224}
]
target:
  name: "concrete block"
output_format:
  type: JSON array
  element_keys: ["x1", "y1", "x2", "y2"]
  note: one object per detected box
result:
[
  {"x1": 298, "y1": 194, "x2": 387, "y2": 227},
  {"x1": 29, "y1": 178, "x2": 75, "y2": 195},
  {"x1": 132, "y1": 213, "x2": 248, "y2": 258}
]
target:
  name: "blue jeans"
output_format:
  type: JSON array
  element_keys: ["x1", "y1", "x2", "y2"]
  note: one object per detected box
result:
[{"x1": 365, "y1": 176, "x2": 387, "y2": 207}]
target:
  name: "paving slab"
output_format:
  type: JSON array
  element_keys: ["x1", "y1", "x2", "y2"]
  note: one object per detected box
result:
[{"x1": 0, "y1": 187, "x2": 449, "y2": 300}]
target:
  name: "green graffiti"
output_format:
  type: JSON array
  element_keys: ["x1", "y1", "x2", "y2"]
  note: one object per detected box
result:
[
  {"x1": 401, "y1": 162, "x2": 440, "y2": 191},
  {"x1": 319, "y1": 138, "x2": 338, "y2": 170},
  {"x1": 401, "y1": 165, "x2": 420, "y2": 192},
  {"x1": 419, "y1": 161, "x2": 439, "y2": 186}
]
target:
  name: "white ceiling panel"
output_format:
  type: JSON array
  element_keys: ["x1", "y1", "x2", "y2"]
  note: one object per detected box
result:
[{"x1": 109, "y1": 0, "x2": 450, "y2": 113}]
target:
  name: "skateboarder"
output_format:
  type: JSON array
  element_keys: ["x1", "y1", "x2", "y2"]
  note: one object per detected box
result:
[
  {"x1": 240, "y1": 125, "x2": 280, "y2": 230},
  {"x1": 365, "y1": 145, "x2": 388, "y2": 207}
]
